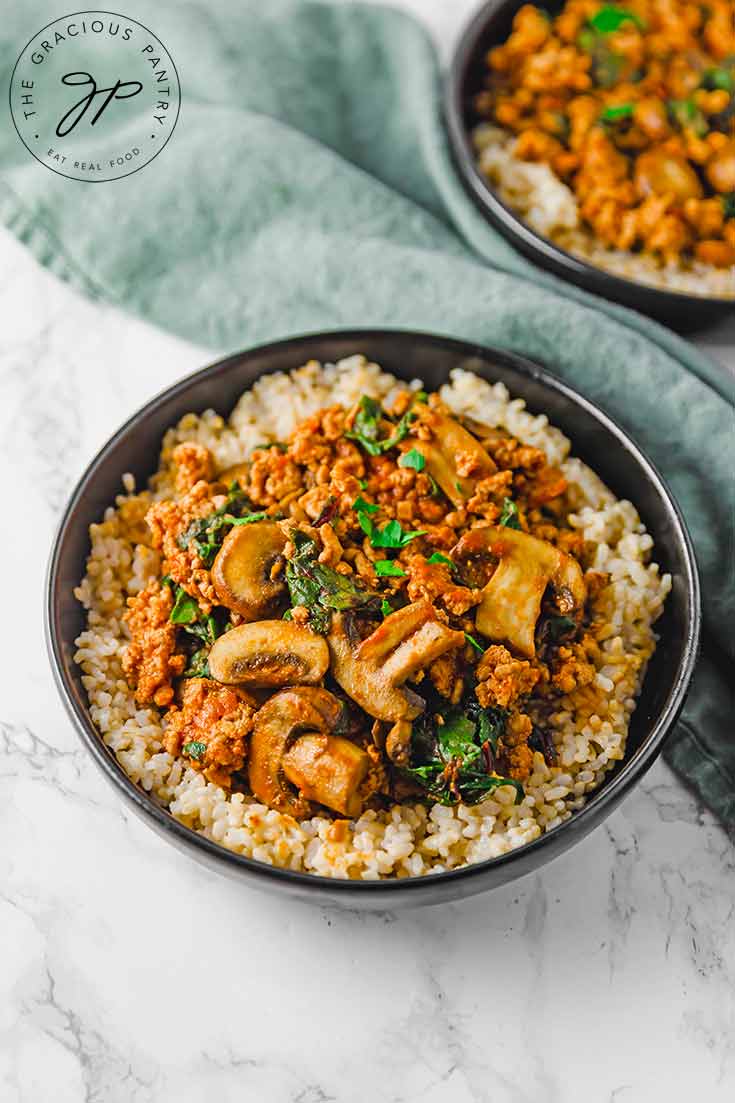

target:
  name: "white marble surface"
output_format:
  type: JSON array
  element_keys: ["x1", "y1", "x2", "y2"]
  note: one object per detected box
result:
[{"x1": 2, "y1": 2, "x2": 734, "y2": 1100}]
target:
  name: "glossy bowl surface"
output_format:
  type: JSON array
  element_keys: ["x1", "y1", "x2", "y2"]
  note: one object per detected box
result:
[
  {"x1": 445, "y1": 0, "x2": 734, "y2": 331},
  {"x1": 46, "y1": 330, "x2": 700, "y2": 908}
]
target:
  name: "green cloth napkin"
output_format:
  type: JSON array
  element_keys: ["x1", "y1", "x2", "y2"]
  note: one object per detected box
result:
[{"x1": 2, "y1": 0, "x2": 733, "y2": 827}]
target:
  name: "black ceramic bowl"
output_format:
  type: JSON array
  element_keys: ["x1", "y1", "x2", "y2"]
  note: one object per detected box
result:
[
  {"x1": 445, "y1": 0, "x2": 734, "y2": 331},
  {"x1": 46, "y1": 331, "x2": 700, "y2": 908}
]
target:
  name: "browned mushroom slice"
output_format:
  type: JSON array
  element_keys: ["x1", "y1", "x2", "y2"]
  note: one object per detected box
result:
[
  {"x1": 248, "y1": 687, "x2": 352, "y2": 818},
  {"x1": 208, "y1": 621, "x2": 329, "y2": 687},
  {"x1": 282, "y1": 734, "x2": 370, "y2": 817},
  {"x1": 211, "y1": 521, "x2": 286, "y2": 620},
  {"x1": 453, "y1": 526, "x2": 586, "y2": 659},
  {"x1": 404, "y1": 408, "x2": 497, "y2": 507},
  {"x1": 328, "y1": 601, "x2": 465, "y2": 722}
]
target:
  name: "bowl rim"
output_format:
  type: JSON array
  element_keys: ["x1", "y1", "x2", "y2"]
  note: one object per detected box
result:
[
  {"x1": 45, "y1": 328, "x2": 701, "y2": 896},
  {"x1": 443, "y1": 0, "x2": 734, "y2": 311}
]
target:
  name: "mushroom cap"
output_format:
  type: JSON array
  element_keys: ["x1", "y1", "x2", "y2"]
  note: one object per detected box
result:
[
  {"x1": 248, "y1": 687, "x2": 348, "y2": 818},
  {"x1": 453, "y1": 525, "x2": 586, "y2": 659},
  {"x1": 211, "y1": 521, "x2": 286, "y2": 620},
  {"x1": 208, "y1": 620, "x2": 329, "y2": 688},
  {"x1": 328, "y1": 603, "x2": 464, "y2": 723}
]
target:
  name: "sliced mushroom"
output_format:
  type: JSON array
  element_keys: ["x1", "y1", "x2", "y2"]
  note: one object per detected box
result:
[
  {"x1": 404, "y1": 407, "x2": 497, "y2": 507},
  {"x1": 208, "y1": 621, "x2": 328, "y2": 687},
  {"x1": 453, "y1": 526, "x2": 586, "y2": 659},
  {"x1": 211, "y1": 521, "x2": 286, "y2": 620},
  {"x1": 249, "y1": 687, "x2": 356, "y2": 817},
  {"x1": 328, "y1": 601, "x2": 465, "y2": 722},
  {"x1": 282, "y1": 734, "x2": 370, "y2": 817}
]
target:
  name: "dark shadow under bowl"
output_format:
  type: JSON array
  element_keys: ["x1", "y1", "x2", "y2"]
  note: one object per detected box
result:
[
  {"x1": 445, "y1": 0, "x2": 734, "y2": 332},
  {"x1": 46, "y1": 330, "x2": 700, "y2": 908}
]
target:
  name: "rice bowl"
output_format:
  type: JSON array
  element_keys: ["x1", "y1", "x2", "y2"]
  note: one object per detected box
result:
[{"x1": 71, "y1": 354, "x2": 672, "y2": 881}]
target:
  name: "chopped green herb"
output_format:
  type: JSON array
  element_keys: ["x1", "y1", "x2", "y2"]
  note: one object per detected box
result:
[
  {"x1": 254, "y1": 441, "x2": 287, "y2": 452},
  {"x1": 353, "y1": 496, "x2": 378, "y2": 515},
  {"x1": 345, "y1": 395, "x2": 383, "y2": 455},
  {"x1": 282, "y1": 608, "x2": 294, "y2": 621},
  {"x1": 722, "y1": 193, "x2": 735, "y2": 219},
  {"x1": 702, "y1": 68, "x2": 734, "y2": 93},
  {"x1": 355, "y1": 506, "x2": 426, "y2": 550},
  {"x1": 285, "y1": 531, "x2": 379, "y2": 634},
  {"x1": 589, "y1": 6, "x2": 644, "y2": 33},
  {"x1": 426, "y1": 552, "x2": 454, "y2": 569},
  {"x1": 454, "y1": 481, "x2": 465, "y2": 496},
  {"x1": 427, "y1": 474, "x2": 440, "y2": 497},
  {"x1": 372, "y1": 519, "x2": 427, "y2": 549},
  {"x1": 577, "y1": 26, "x2": 623, "y2": 87},
  {"x1": 183, "y1": 740, "x2": 207, "y2": 760},
  {"x1": 499, "y1": 497, "x2": 521, "y2": 529},
  {"x1": 414, "y1": 390, "x2": 429, "y2": 404},
  {"x1": 169, "y1": 587, "x2": 200, "y2": 625},
  {"x1": 398, "y1": 448, "x2": 426, "y2": 472},
  {"x1": 346, "y1": 394, "x2": 416, "y2": 456},
  {"x1": 357, "y1": 478, "x2": 368, "y2": 490},
  {"x1": 380, "y1": 598, "x2": 393, "y2": 617},
  {"x1": 600, "y1": 102, "x2": 634, "y2": 120},
  {"x1": 228, "y1": 511, "x2": 267, "y2": 526},
  {"x1": 374, "y1": 560, "x2": 406, "y2": 578},
  {"x1": 465, "y1": 632, "x2": 485, "y2": 654},
  {"x1": 667, "y1": 98, "x2": 708, "y2": 137}
]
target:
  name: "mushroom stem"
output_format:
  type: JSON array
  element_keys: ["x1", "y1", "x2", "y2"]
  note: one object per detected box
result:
[{"x1": 282, "y1": 734, "x2": 370, "y2": 817}]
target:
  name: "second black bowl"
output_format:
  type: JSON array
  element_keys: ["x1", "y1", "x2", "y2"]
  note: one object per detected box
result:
[{"x1": 445, "y1": 0, "x2": 734, "y2": 331}]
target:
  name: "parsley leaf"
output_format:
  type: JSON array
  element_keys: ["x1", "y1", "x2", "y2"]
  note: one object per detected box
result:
[
  {"x1": 601, "y1": 102, "x2": 633, "y2": 120},
  {"x1": 353, "y1": 496, "x2": 378, "y2": 515},
  {"x1": 354, "y1": 504, "x2": 426, "y2": 550},
  {"x1": 398, "y1": 447, "x2": 426, "y2": 472},
  {"x1": 183, "y1": 740, "x2": 207, "y2": 760},
  {"x1": 702, "y1": 68, "x2": 734, "y2": 93},
  {"x1": 589, "y1": 6, "x2": 644, "y2": 33},
  {"x1": 426, "y1": 552, "x2": 454, "y2": 569},
  {"x1": 346, "y1": 395, "x2": 416, "y2": 456},
  {"x1": 374, "y1": 560, "x2": 406, "y2": 578},
  {"x1": 498, "y1": 497, "x2": 521, "y2": 529},
  {"x1": 381, "y1": 598, "x2": 393, "y2": 616}
]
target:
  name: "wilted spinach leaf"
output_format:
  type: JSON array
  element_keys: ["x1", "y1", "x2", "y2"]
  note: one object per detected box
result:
[
  {"x1": 404, "y1": 699, "x2": 523, "y2": 806},
  {"x1": 285, "y1": 530, "x2": 380, "y2": 633}
]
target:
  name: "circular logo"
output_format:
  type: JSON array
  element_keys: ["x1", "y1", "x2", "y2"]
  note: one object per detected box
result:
[{"x1": 9, "y1": 10, "x2": 180, "y2": 182}]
